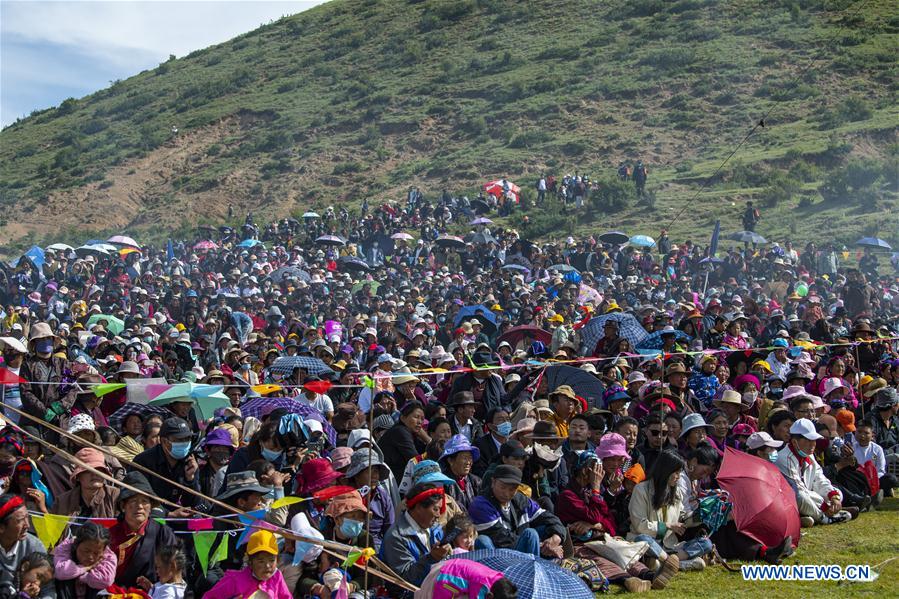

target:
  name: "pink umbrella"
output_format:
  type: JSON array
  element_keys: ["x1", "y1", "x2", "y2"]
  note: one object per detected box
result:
[
  {"x1": 717, "y1": 446, "x2": 800, "y2": 549},
  {"x1": 194, "y1": 240, "x2": 218, "y2": 251}
]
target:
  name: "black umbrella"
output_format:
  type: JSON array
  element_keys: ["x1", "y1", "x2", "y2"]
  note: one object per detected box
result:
[
  {"x1": 469, "y1": 231, "x2": 498, "y2": 245},
  {"x1": 599, "y1": 231, "x2": 629, "y2": 245},
  {"x1": 338, "y1": 256, "x2": 371, "y2": 272},
  {"x1": 545, "y1": 364, "x2": 606, "y2": 410},
  {"x1": 728, "y1": 231, "x2": 767, "y2": 244},
  {"x1": 471, "y1": 199, "x2": 490, "y2": 214},
  {"x1": 435, "y1": 235, "x2": 466, "y2": 249}
]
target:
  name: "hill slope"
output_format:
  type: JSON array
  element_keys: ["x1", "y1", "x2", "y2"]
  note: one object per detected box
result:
[{"x1": 1, "y1": 0, "x2": 896, "y2": 251}]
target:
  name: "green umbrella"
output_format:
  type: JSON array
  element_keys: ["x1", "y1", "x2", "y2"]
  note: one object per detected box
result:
[
  {"x1": 351, "y1": 280, "x2": 381, "y2": 293},
  {"x1": 86, "y1": 314, "x2": 125, "y2": 335},
  {"x1": 148, "y1": 382, "x2": 230, "y2": 421}
]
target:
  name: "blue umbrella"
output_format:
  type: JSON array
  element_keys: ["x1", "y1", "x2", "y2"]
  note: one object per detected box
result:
[
  {"x1": 549, "y1": 264, "x2": 579, "y2": 274},
  {"x1": 636, "y1": 328, "x2": 693, "y2": 351},
  {"x1": 237, "y1": 239, "x2": 263, "y2": 248},
  {"x1": 855, "y1": 237, "x2": 891, "y2": 250},
  {"x1": 501, "y1": 264, "x2": 530, "y2": 273},
  {"x1": 454, "y1": 305, "x2": 498, "y2": 333},
  {"x1": 629, "y1": 234, "x2": 656, "y2": 248},
  {"x1": 448, "y1": 549, "x2": 593, "y2": 599},
  {"x1": 579, "y1": 313, "x2": 649, "y2": 355}
]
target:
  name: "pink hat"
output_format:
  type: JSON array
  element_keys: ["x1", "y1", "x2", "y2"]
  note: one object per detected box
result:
[
  {"x1": 329, "y1": 446, "x2": 354, "y2": 471},
  {"x1": 595, "y1": 433, "x2": 630, "y2": 460},
  {"x1": 822, "y1": 377, "x2": 847, "y2": 398}
]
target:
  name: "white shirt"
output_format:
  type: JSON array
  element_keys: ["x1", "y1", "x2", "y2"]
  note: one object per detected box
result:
[
  {"x1": 297, "y1": 393, "x2": 334, "y2": 417},
  {"x1": 852, "y1": 439, "x2": 886, "y2": 477}
]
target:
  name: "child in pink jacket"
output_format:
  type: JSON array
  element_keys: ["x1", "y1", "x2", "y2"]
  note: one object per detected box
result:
[
  {"x1": 204, "y1": 530, "x2": 292, "y2": 599},
  {"x1": 54, "y1": 523, "x2": 118, "y2": 598}
]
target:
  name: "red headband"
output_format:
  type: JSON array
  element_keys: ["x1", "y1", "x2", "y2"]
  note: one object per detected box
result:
[
  {"x1": 406, "y1": 487, "x2": 446, "y2": 514},
  {"x1": 0, "y1": 495, "x2": 24, "y2": 519}
]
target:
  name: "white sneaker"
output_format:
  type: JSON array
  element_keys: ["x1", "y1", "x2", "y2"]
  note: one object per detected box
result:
[
  {"x1": 825, "y1": 510, "x2": 852, "y2": 524},
  {"x1": 680, "y1": 557, "x2": 706, "y2": 571}
]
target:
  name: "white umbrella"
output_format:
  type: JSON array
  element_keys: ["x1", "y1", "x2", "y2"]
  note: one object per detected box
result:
[
  {"x1": 391, "y1": 233, "x2": 414, "y2": 241},
  {"x1": 46, "y1": 243, "x2": 74, "y2": 252},
  {"x1": 75, "y1": 245, "x2": 109, "y2": 257},
  {"x1": 107, "y1": 235, "x2": 140, "y2": 248}
]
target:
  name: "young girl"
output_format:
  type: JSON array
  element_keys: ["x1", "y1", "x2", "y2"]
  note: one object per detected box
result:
[
  {"x1": 149, "y1": 546, "x2": 187, "y2": 599},
  {"x1": 54, "y1": 522, "x2": 118, "y2": 598},
  {"x1": 443, "y1": 514, "x2": 477, "y2": 554},
  {"x1": 18, "y1": 552, "x2": 53, "y2": 599},
  {"x1": 204, "y1": 530, "x2": 292, "y2": 599}
]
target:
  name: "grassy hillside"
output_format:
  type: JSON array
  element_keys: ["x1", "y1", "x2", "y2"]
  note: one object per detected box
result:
[{"x1": 0, "y1": 0, "x2": 896, "y2": 252}]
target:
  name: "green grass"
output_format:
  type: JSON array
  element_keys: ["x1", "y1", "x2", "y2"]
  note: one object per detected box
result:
[
  {"x1": 0, "y1": 0, "x2": 897, "y2": 250},
  {"x1": 610, "y1": 497, "x2": 899, "y2": 597}
]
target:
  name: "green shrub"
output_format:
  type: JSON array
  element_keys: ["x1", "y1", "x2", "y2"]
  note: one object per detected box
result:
[{"x1": 591, "y1": 175, "x2": 638, "y2": 212}]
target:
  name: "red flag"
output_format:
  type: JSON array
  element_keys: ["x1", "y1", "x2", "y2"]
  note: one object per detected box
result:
[
  {"x1": 303, "y1": 380, "x2": 333, "y2": 395},
  {"x1": 0, "y1": 368, "x2": 26, "y2": 385}
]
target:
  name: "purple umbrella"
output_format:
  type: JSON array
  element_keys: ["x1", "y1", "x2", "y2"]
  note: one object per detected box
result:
[
  {"x1": 470, "y1": 217, "x2": 493, "y2": 226},
  {"x1": 239, "y1": 396, "x2": 336, "y2": 445}
]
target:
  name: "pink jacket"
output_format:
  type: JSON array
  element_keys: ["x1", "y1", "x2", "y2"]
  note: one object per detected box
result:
[
  {"x1": 414, "y1": 559, "x2": 504, "y2": 599},
  {"x1": 53, "y1": 536, "x2": 118, "y2": 589},
  {"x1": 203, "y1": 567, "x2": 292, "y2": 599}
]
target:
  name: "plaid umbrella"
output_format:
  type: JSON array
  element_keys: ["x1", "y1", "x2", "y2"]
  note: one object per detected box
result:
[
  {"x1": 239, "y1": 396, "x2": 336, "y2": 445},
  {"x1": 448, "y1": 549, "x2": 592, "y2": 599},
  {"x1": 269, "y1": 356, "x2": 335, "y2": 378},
  {"x1": 108, "y1": 403, "x2": 172, "y2": 432},
  {"x1": 636, "y1": 329, "x2": 693, "y2": 351},
  {"x1": 579, "y1": 313, "x2": 648, "y2": 354}
]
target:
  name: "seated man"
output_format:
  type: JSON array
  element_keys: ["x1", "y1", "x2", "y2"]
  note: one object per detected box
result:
[
  {"x1": 468, "y1": 465, "x2": 567, "y2": 559},
  {"x1": 776, "y1": 418, "x2": 857, "y2": 527}
]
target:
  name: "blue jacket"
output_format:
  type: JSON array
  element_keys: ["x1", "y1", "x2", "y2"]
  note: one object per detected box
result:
[{"x1": 380, "y1": 511, "x2": 444, "y2": 586}]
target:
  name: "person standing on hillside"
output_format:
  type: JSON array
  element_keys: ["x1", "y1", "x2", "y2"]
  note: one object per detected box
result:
[
  {"x1": 536, "y1": 175, "x2": 546, "y2": 205},
  {"x1": 742, "y1": 201, "x2": 760, "y2": 232},
  {"x1": 633, "y1": 161, "x2": 648, "y2": 196}
]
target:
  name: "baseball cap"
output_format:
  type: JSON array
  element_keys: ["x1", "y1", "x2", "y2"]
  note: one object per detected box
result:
[
  {"x1": 789, "y1": 418, "x2": 822, "y2": 440},
  {"x1": 493, "y1": 465, "x2": 523, "y2": 485},
  {"x1": 160, "y1": 417, "x2": 192, "y2": 440},
  {"x1": 247, "y1": 529, "x2": 279, "y2": 556},
  {"x1": 746, "y1": 431, "x2": 784, "y2": 450}
]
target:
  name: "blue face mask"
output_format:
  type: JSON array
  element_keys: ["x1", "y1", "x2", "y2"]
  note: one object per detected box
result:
[
  {"x1": 261, "y1": 447, "x2": 283, "y2": 462},
  {"x1": 35, "y1": 340, "x2": 54, "y2": 354},
  {"x1": 169, "y1": 441, "x2": 191, "y2": 459},
  {"x1": 796, "y1": 448, "x2": 810, "y2": 458},
  {"x1": 767, "y1": 452, "x2": 779, "y2": 463},
  {"x1": 240, "y1": 363, "x2": 251, "y2": 371},
  {"x1": 495, "y1": 422, "x2": 512, "y2": 437},
  {"x1": 339, "y1": 518, "x2": 364, "y2": 539}
]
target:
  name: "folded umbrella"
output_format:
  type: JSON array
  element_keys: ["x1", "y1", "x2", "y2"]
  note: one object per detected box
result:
[{"x1": 717, "y1": 447, "x2": 800, "y2": 549}]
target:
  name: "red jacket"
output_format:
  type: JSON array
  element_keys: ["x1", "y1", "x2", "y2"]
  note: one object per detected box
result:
[{"x1": 557, "y1": 482, "x2": 617, "y2": 536}]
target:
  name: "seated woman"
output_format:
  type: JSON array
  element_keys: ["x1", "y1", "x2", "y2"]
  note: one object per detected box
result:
[
  {"x1": 628, "y1": 450, "x2": 713, "y2": 571},
  {"x1": 439, "y1": 435, "x2": 482, "y2": 512},
  {"x1": 108, "y1": 471, "x2": 178, "y2": 589},
  {"x1": 557, "y1": 452, "x2": 679, "y2": 593}
]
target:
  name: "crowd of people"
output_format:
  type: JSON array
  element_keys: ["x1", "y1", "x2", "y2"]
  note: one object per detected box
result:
[{"x1": 0, "y1": 191, "x2": 896, "y2": 599}]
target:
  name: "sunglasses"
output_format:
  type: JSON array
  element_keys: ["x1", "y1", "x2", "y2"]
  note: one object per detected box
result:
[{"x1": 647, "y1": 429, "x2": 668, "y2": 437}]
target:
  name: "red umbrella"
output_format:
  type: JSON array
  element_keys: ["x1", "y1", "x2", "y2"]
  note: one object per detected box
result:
[
  {"x1": 484, "y1": 180, "x2": 520, "y2": 203},
  {"x1": 717, "y1": 446, "x2": 800, "y2": 549},
  {"x1": 497, "y1": 325, "x2": 552, "y2": 349}
]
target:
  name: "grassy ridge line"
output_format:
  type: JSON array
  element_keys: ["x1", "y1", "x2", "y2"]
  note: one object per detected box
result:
[{"x1": 0, "y1": 0, "x2": 895, "y2": 249}]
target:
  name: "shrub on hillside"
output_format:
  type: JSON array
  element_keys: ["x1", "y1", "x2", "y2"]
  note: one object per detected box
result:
[{"x1": 591, "y1": 176, "x2": 638, "y2": 212}]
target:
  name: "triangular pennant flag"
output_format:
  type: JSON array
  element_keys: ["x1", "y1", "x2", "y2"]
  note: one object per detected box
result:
[
  {"x1": 361, "y1": 375, "x2": 375, "y2": 390},
  {"x1": 92, "y1": 518, "x2": 118, "y2": 529},
  {"x1": 0, "y1": 368, "x2": 26, "y2": 385},
  {"x1": 194, "y1": 532, "x2": 223, "y2": 576},
  {"x1": 342, "y1": 547, "x2": 375, "y2": 569},
  {"x1": 303, "y1": 380, "x2": 333, "y2": 395},
  {"x1": 93, "y1": 383, "x2": 126, "y2": 397},
  {"x1": 153, "y1": 518, "x2": 166, "y2": 526},
  {"x1": 32, "y1": 513, "x2": 69, "y2": 549},
  {"x1": 270, "y1": 496, "x2": 305, "y2": 510}
]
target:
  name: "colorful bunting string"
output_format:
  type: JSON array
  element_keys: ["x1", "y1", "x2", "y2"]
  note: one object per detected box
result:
[
  {"x1": 31, "y1": 513, "x2": 70, "y2": 549},
  {"x1": 194, "y1": 531, "x2": 229, "y2": 576}
]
